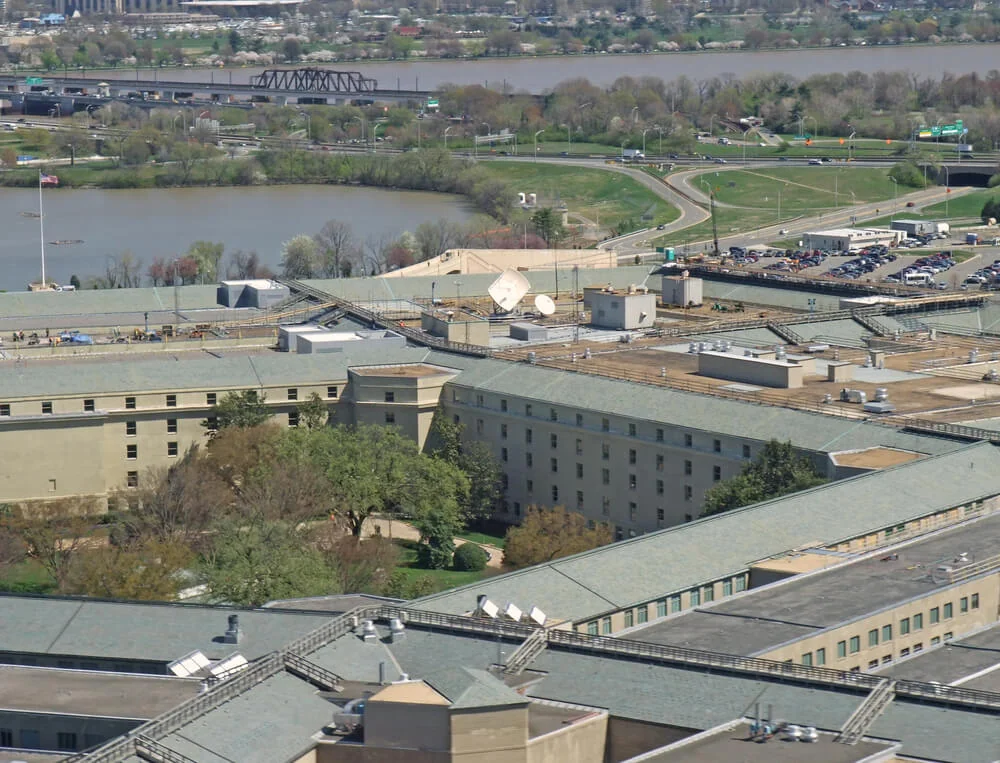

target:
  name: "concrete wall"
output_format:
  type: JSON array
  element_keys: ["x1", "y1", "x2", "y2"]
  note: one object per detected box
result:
[
  {"x1": 585, "y1": 291, "x2": 656, "y2": 330},
  {"x1": 383, "y1": 249, "x2": 616, "y2": 279},
  {"x1": 318, "y1": 742, "x2": 447, "y2": 763},
  {"x1": 421, "y1": 313, "x2": 491, "y2": 347},
  {"x1": 603, "y1": 717, "x2": 693, "y2": 762},
  {"x1": 0, "y1": 710, "x2": 139, "y2": 754},
  {"x1": 451, "y1": 706, "x2": 529, "y2": 761},
  {"x1": 661, "y1": 277, "x2": 703, "y2": 308},
  {"x1": 697, "y1": 351, "x2": 804, "y2": 389},
  {"x1": 365, "y1": 702, "x2": 450, "y2": 752},
  {"x1": 526, "y1": 711, "x2": 606, "y2": 763}
]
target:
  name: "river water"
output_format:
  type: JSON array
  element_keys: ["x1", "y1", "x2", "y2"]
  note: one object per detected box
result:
[
  {"x1": 84, "y1": 42, "x2": 1000, "y2": 92},
  {"x1": 0, "y1": 185, "x2": 474, "y2": 290}
]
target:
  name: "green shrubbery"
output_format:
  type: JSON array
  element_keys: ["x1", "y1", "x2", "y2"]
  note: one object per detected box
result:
[{"x1": 452, "y1": 543, "x2": 489, "y2": 572}]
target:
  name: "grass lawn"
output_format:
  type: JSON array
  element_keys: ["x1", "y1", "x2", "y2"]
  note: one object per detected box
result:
[
  {"x1": 456, "y1": 531, "x2": 505, "y2": 547},
  {"x1": 393, "y1": 540, "x2": 496, "y2": 595},
  {"x1": 0, "y1": 559, "x2": 55, "y2": 595},
  {"x1": 481, "y1": 161, "x2": 679, "y2": 233},
  {"x1": 922, "y1": 189, "x2": 1000, "y2": 220}
]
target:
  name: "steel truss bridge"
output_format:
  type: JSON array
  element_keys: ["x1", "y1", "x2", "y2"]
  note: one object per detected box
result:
[{"x1": 249, "y1": 68, "x2": 377, "y2": 94}]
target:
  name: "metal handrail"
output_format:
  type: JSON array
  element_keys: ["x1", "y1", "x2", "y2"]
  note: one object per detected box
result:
[
  {"x1": 283, "y1": 652, "x2": 343, "y2": 691},
  {"x1": 134, "y1": 736, "x2": 199, "y2": 763}
]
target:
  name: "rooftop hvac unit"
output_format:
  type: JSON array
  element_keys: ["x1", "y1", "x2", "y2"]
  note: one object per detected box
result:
[
  {"x1": 504, "y1": 602, "x2": 523, "y2": 622},
  {"x1": 783, "y1": 724, "x2": 802, "y2": 741},
  {"x1": 874, "y1": 387, "x2": 889, "y2": 402},
  {"x1": 209, "y1": 653, "x2": 248, "y2": 678},
  {"x1": 389, "y1": 618, "x2": 406, "y2": 642},
  {"x1": 801, "y1": 727, "x2": 819, "y2": 743},
  {"x1": 528, "y1": 606, "x2": 547, "y2": 626},
  {"x1": 478, "y1": 598, "x2": 500, "y2": 618},
  {"x1": 361, "y1": 620, "x2": 378, "y2": 642},
  {"x1": 168, "y1": 650, "x2": 211, "y2": 678},
  {"x1": 689, "y1": 342, "x2": 698, "y2": 353}
]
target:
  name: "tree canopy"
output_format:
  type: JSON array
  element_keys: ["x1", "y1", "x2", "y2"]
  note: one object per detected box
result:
[
  {"x1": 203, "y1": 390, "x2": 270, "y2": 433},
  {"x1": 503, "y1": 506, "x2": 612, "y2": 569},
  {"x1": 701, "y1": 439, "x2": 827, "y2": 517}
]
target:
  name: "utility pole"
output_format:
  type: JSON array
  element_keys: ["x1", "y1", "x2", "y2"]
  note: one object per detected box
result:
[{"x1": 711, "y1": 191, "x2": 720, "y2": 258}]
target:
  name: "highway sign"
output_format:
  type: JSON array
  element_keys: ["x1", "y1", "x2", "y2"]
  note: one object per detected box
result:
[
  {"x1": 25, "y1": 77, "x2": 43, "y2": 85},
  {"x1": 918, "y1": 119, "x2": 964, "y2": 139}
]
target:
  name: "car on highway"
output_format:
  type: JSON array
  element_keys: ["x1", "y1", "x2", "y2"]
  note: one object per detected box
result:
[
  {"x1": 714, "y1": 157, "x2": 727, "y2": 164},
  {"x1": 808, "y1": 158, "x2": 823, "y2": 165}
]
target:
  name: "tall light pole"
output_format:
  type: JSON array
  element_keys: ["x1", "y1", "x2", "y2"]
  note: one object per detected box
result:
[
  {"x1": 478, "y1": 122, "x2": 491, "y2": 159},
  {"x1": 444, "y1": 125, "x2": 453, "y2": 150},
  {"x1": 298, "y1": 110, "x2": 311, "y2": 142},
  {"x1": 534, "y1": 129, "x2": 544, "y2": 162},
  {"x1": 889, "y1": 176, "x2": 898, "y2": 222},
  {"x1": 642, "y1": 128, "x2": 649, "y2": 157},
  {"x1": 352, "y1": 115, "x2": 366, "y2": 145},
  {"x1": 372, "y1": 122, "x2": 384, "y2": 153},
  {"x1": 655, "y1": 125, "x2": 664, "y2": 155},
  {"x1": 942, "y1": 165, "x2": 950, "y2": 219},
  {"x1": 573, "y1": 101, "x2": 592, "y2": 153},
  {"x1": 742, "y1": 128, "x2": 751, "y2": 166},
  {"x1": 777, "y1": 188, "x2": 782, "y2": 223}
]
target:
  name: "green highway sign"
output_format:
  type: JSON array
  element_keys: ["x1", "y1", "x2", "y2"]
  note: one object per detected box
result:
[
  {"x1": 918, "y1": 119, "x2": 964, "y2": 139},
  {"x1": 426, "y1": 99, "x2": 439, "y2": 108},
  {"x1": 25, "y1": 77, "x2": 43, "y2": 85}
]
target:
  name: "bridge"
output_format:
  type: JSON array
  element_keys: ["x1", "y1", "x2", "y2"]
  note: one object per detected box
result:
[{"x1": 0, "y1": 70, "x2": 428, "y2": 110}]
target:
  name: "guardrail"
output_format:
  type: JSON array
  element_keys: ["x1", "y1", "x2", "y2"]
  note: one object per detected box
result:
[
  {"x1": 899, "y1": 418, "x2": 1000, "y2": 443},
  {"x1": 134, "y1": 736, "x2": 199, "y2": 763}
]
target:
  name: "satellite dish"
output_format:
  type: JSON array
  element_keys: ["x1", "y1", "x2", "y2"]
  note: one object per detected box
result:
[
  {"x1": 488, "y1": 269, "x2": 531, "y2": 313},
  {"x1": 535, "y1": 294, "x2": 556, "y2": 316}
]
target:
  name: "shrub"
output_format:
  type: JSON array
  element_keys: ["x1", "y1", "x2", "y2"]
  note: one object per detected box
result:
[{"x1": 452, "y1": 542, "x2": 489, "y2": 571}]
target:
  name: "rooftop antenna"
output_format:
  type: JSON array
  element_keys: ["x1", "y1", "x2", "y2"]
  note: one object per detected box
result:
[
  {"x1": 488, "y1": 269, "x2": 531, "y2": 313},
  {"x1": 534, "y1": 294, "x2": 556, "y2": 316}
]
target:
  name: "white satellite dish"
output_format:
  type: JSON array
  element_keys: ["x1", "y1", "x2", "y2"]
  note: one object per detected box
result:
[
  {"x1": 535, "y1": 294, "x2": 556, "y2": 316},
  {"x1": 488, "y1": 269, "x2": 531, "y2": 313}
]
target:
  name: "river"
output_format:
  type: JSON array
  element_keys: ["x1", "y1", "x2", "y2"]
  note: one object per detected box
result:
[
  {"x1": 0, "y1": 185, "x2": 474, "y2": 290},
  {"x1": 80, "y1": 42, "x2": 1000, "y2": 92}
]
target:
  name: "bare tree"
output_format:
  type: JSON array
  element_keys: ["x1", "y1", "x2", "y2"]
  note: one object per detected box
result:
[
  {"x1": 314, "y1": 220, "x2": 356, "y2": 278},
  {"x1": 363, "y1": 232, "x2": 394, "y2": 275},
  {"x1": 226, "y1": 250, "x2": 272, "y2": 280},
  {"x1": 6, "y1": 498, "x2": 99, "y2": 591},
  {"x1": 414, "y1": 218, "x2": 465, "y2": 262}
]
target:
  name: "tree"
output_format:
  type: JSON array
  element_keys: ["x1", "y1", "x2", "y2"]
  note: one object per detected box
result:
[
  {"x1": 297, "y1": 392, "x2": 329, "y2": 430},
  {"x1": 426, "y1": 408, "x2": 502, "y2": 524},
  {"x1": 503, "y1": 506, "x2": 612, "y2": 569},
  {"x1": 201, "y1": 517, "x2": 333, "y2": 606},
  {"x1": 64, "y1": 540, "x2": 192, "y2": 601},
  {"x1": 701, "y1": 440, "x2": 827, "y2": 517},
  {"x1": 186, "y1": 241, "x2": 225, "y2": 283},
  {"x1": 227, "y1": 250, "x2": 271, "y2": 280},
  {"x1": 414, "y1": 218, "x2": 464, "y2": 262},
  {"x1": 1, "y1": 147, "x2": 17, "y2": 168},
  {"x1": 281, "y1": 36, "x2": 303, "y2": 62},
  {"x1": 4, "y1": 499, "x2": 99, "y2": 591},
  {"x1": 313, "y1": 220, "x2": 356, "y2": 278},
  {"x1": 531, "y1": 207, "x2": 566, "y2": 247},
  {"x1": 453, "y1": 542, "x2": 488, "y2": 571},
  {"x1": 312, "y1": 529, "x2": 400, "y2": 594},
  {"x1": 982, "y1": 197, "x2": 1000, "y2": 223},
  {"x1": 57, "y1": 129, "x2": 93, "y2": 167},
  {"x1": 204, "y1": 390, "x2": 270, "y2": 433},
  {"x1": 406, "y1": 456, "x2": 469, "y2": 569},
  {"x1": 280, "y1": 234, "x2": 320, "y2": 278}
]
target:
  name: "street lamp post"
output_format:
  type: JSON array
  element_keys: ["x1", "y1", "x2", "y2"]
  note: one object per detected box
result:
[
  {"x1": 298, "y1": 110, "x2": 311, "y2": 142},
  {"x1": 444, "y1": 125, "x2": 453, "y2": 150},
  {"x1": 742, "y1": 128, "x2": 750, "y2": 166},
  {"x1": 352, "y1": 115, "x2": 366, "y2": 145},
  {"x1": 372, "y1": 122, "x2": 384, "y2": 153},
  {"x1": 534, "y1": 129, "x2": 544, "y2": 162},
  {"x1": 655, "y1": 125, "x2": 664, "y2": 155},
  {"x1": 890, "y1": 177, "x2": 898, "y2": 222},
  {"x1": 631, "y1": 106, "x2": 639, "y2": 126},
  {"x1": 642, "y1": 128, "x2": 649, "y2": 157},
  {"x1": 942, "y1": 165, "x2": 950, "y2": 219}
]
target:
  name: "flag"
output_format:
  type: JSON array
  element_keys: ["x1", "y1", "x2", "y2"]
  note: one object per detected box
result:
[{"x1": 39, "y1": 173, "x2": 59, "y2": 187}]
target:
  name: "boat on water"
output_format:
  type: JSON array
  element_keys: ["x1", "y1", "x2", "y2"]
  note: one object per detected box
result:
[
  {"x1": 49, "y1": 240, "x2": 84, "y2": 246},
  {"x1": 20, "y1": 211, "x2": 40, "y2": 218}
]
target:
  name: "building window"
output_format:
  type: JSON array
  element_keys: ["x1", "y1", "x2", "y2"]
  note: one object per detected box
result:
[
  {"x1": 868, "y1": 659, "x2": 879, "y2": 670},
  {"x1": 671, "y1": 595, "x2": 681, "y2": 612},
  {"x1": 602, "y1": 443, "x2": 610, "y2": 460},
  {"x1": 602, "y1": 617, "x2": 612, "y2": 634},
  {"x1": 501, "y1": 424, "x2": 508, "y2": 440},
  {"x1": 125, "y1": 396, "x2": 136, "y2": 409},
  {"x1": 713, "y1": 465, "x2": 722, "y2": 482},
  {"x1": 713, "y1": 439, "x2": 721, "y2": 453},
  {"x1": 550, "y1": 458, "x2": 558, "y2": 473},
  {"x1": 723, "y1": 579, "x2": 733, "y2": 596},
  {"x1": 943, "y1": 602, "x2": 953, "y2": 619},
  {"x1": 601, "y1": 469, "x2": 610, "y2": 485},
  {"x1": 849, "y1": 636, "x2": 860, "y2": 654},
  {"x1": 206, "y1": 392, "x2": 218, "y2": 405},
  {"x1": 930, "y1": 607, "x2": 940, "y2": 624},
  {"x1": 476, "y1": 394, "x2": 484, "y2": 407},
  {"x1": 960, "y1": 596, "x2": 969, "y2": 613},
  {"x1": 575, "y1": 439, "x2": 583, "y2": 456},
  {"x1": 501, "y1": 447, "x2": 508, "y2": 462},
  {"x1": 526, "y1": 479, "x2": 534, "y2": 493},
  {"x1": 801, "y1": 652, "x2": 813, "y2": 667},
  {"x1": 525, "y1": 404, "x2": 533, "y2": 417},
  {"x1": 602, "y1": 418, "x2": 610, "y2": 432},
  {"x1": 931, "y1": 636, "x2": 941, "y2": 646},
  {"x1": 743, "y1": 444, "x2": 751, "y2": 459},
  {"x1": 576, "y1": 491, "x2": 584, "y2": 510},
  {"x1": 628, "y1": 423, "x2": 637, "y2": 437},
  {"x1": 656, "y1": 600, "x2": 667, "y2": 618},
  {"x1": 326, "y1": 386, "x2": 338, "y2": 399},
  {"x1": 167, "y1": 441, "x2": 178, "y2": 457},
  {"x1": 882, "y1": 624, "x2": 892, "y2": 642},
  {"x1": 913, "y1": 613, "x2": 923, "y2": 631},
  {"x1": 656, "y1": 428, "x2": 664, "y2": 443},
  {"x1": 576, "y1": 463, "x2": 583, "y2": 478},
  {"x1": 684, "y1": 485, "x2": 693, "y2": 501},
  {"x1": 656, "y1": 508, "x2": 665, "y2": 522},
  {"x1": 684, "y1": 433, "x2": 692, "y2": 447},
  {"x1": 0, "y1": 729, "x2": 11, "y2": 746},
  {"x1": 656, "y1": 479, "x2": 664, "y2": 495},
  {"x1": 57, "y1": 732, "x2": 78, "y2": 751},
  {"x1": 587, "y1": 621, "x2": 598, "y2": 636},
  {"x1": 900, "y1": 618, "x2": 910, "y2": 635},
  {"x1": 628, "y1": 449, "x2": 637, "y2": 465},
  {"x1": 550, "y1": 407, "x2": 557, "y2": 422},
  {"x1": 735, "y1": 576, "x2": 746, "y2": 592},
  {"x1": 384, "y1": 392, "x2": 395, "y2": 403},
  {"x1": 655, "y1": 455, "x2": 665, "y2": 472},
  {"x1": 84, "y1": 399, "x2": 95, "y2": 412},
  {"x1": 526, "y1": 453, "x2": 533, "y2": 468},
  {"x1": 815, "y1": 648, "x2": 826, "y2": 666},
  {"x1": 551, "y1": 485, "x2": 559, "y2": 502},
  {"x1": 602, "y1": 497, "x2": 611, "y2": 516},
  {"x1": 41, "y1": 401, "x2": 53, "y2": 414},
  {"x1": 944, "y1": 632, "x2": 954, "y2": 641},
  {"x1": 900, "y1": 647, "x2": 910, "y2": 658},
  {"x1": 501, "y1": 474, "x2": 509, "y2": 490},
  {"x1": 476, "y1": 419, "x2": 484, "y2": 435},
  {"x1": 551, "y1": 433, "x2": 558, "y2": 449},
  {"x1": 684, "y1": 460, "x2": 692, "y2": 476},
  {"x1": 0, "y1": 404, "x2": 8, "y2": 416},
  {"x1": 628, "y1": 474, "x2": 637, "y2": 490},
  {"x1": 501, "y1": 399, "x2": 508, "y2": 412},
  {"x1": 913, "y1": 642, "x2": 923, "y2": 653},
  {"x1": 576, "y1": 413, "x2": 583, "y2": 427},
  {"x1": 637, "y1": 605, "x2": 648, "y2": 624},
  {"x1": 167, "y1": 419, "x2": 177, "y2": 434},
  {"x1": 287, "y1": 388, "x2": 298, "y2": 401},
  {"x1": 166, "y1": 394, "x2": 177, "y2": 407},
  {"x1": 972, "y1": 593, "x2": 980, "y2": 609},
  {"x1": 703, "y1": 585, "x2": 714, "y2": 603},
  {"x1": 690, "y1": 589, "x2": 700, "y2": 607},
  {"x1": 837, "y1": 641, "x2": 847, "y2": 659},
  {"x1": 126, "y1": 421, "x2": 137, "y2": 437},
  {"x1": 526, "y1": 428, "x2": 533, "y2": 444},
  {"x1": 47, "y1": 478, "x2": 55, "y2": 492},
  {"x1": 868, "y1": 629, "x2": 879, "y2": 647},
  {"x1": 624, "y1": 610, "x2": 634, "y2": 628},
  {"x1": 206, "y1": 417, "x2": 218, "y2": 432},
  {"x1": 126, "y1": 444, "x2": 138, "y2": 460},
  {"x1": 629, "y1": 502, "x2": 637, "y2": 521},
  {"x1": 126, "y1": 471, "x2": 138, "y2": 488}
]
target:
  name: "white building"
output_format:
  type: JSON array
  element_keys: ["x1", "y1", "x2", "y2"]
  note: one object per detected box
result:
[{"x1": 802, "y1": 228, "x2": 904, "y2": 252}]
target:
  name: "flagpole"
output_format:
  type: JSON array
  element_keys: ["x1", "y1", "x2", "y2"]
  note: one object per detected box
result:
[{"x1": 38, "y1": 171, "x2": 46, "y2": 289}]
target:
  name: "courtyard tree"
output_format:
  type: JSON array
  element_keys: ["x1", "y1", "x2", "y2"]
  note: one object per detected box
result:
[{"x1": 504, "y1": 506, "x2": 612, "y2": 568}]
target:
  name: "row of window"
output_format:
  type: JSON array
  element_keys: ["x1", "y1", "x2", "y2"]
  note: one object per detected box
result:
[
  {"x1": 832, "y1": 595, "x2": 979, "y2": 661},
  {"x1": 471, "y1": 398, "x2": 753, "y2": 457},
  {"x1": 584, "y1": 577, "x2": 748, "y2": 635},
  {"x1": 0, "y1": 728, "x2": 86, "y2": 751},
  {"x1": 125, "y1": 442, "x2": 178, "y2": 462},
  {"x1": 501, "y1": 475, "x2": 703, "y2": 506},
  {"x1": 125, "y1": 419, "x2": 179, "y2": 436},
  {"x1": 1, "y1": 386, "x2": 343, "y2": 418},
  {"x1": 802, "y1": 636, "x2": 957, "y2": 670}
]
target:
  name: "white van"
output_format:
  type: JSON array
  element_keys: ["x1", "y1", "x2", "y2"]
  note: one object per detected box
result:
[{"x1": 903, "y1": 271, "x2": 934, "y2": 286}]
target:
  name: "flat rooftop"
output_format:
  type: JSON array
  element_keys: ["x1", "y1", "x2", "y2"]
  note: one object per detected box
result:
[
  {"x1": 349, "y1": 363, "x2": 457, "y2": 378},
  {"x1": 623, "y1": 513, "x2": 1000, "y2": 656},
  {"x1": 829, "y1": 447, "x2": 924, "y2": 470},
  {"x1": 883, "y1": 624, "x2": 1000, "y2": 690},
  {"x1": 0, "y1": 665, "x2": 200, "y2": 718},
  {"x1": 646, "y1": 723, "x2": 896, "y2": 763}
]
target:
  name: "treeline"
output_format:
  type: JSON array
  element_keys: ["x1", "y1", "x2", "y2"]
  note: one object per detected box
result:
[{"x1": 0, "y1": 399, "x2": 504, "y2": 605}]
